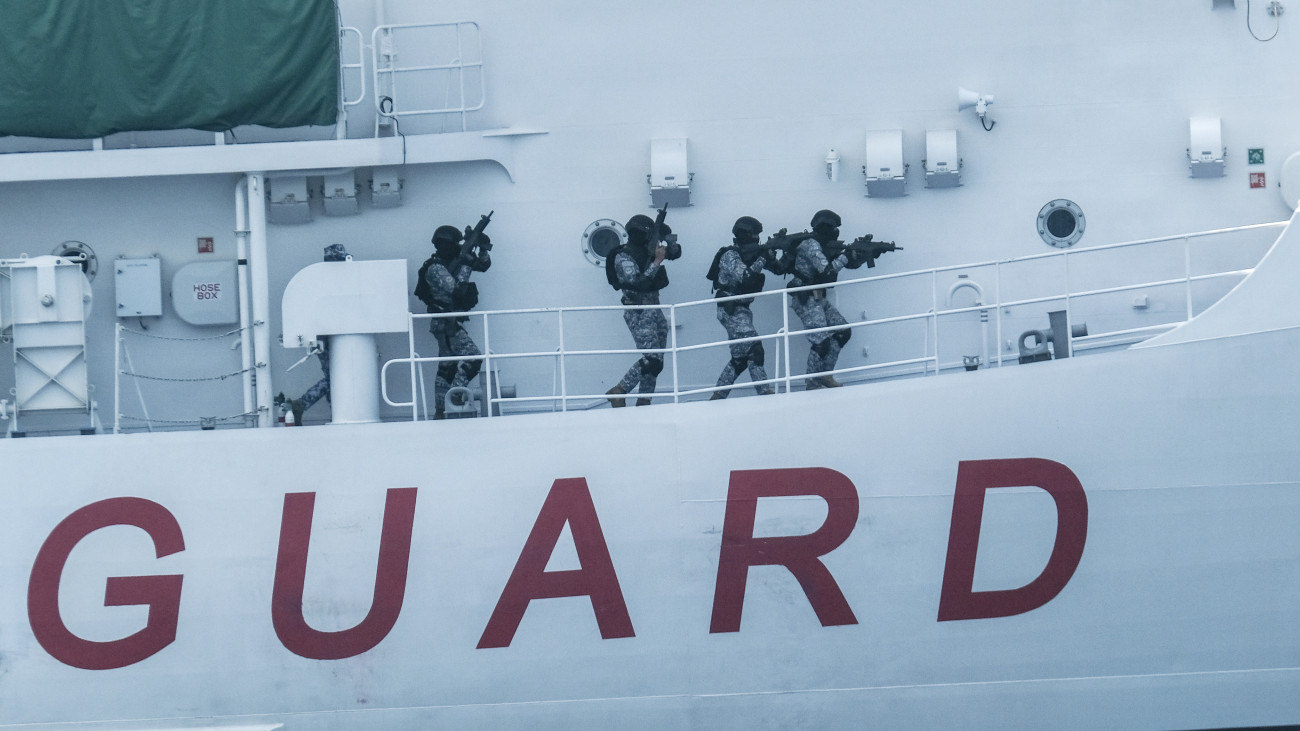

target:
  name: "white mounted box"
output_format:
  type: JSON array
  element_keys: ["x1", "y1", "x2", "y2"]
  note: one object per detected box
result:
[
  {"x1": 649, "y1": 138, "x2": 691, "y2": 207},
  {"x1": 171, "y1": 260, "x2": 239, "y2": 325},
  {"x1": 114, "y1": 257, "x2": 162, "y2": 317},
  {"x1": 268, "y1": 176, "x2": 313, "y2": 224},
  {"x1": 322, "y1": 170, "x2": 359, "y2": 216},
  {"x1": 1188, "y1": 117, "x2": 1225, "y2": 178},
  {"x1": 864, "y1": 130, "x2": 907, "y2": 197},
  {"x1": 924, "y1": 129, "x2": 961, "y2": 188}
]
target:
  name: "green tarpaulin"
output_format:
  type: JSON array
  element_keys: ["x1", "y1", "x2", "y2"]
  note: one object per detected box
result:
[{"x1": 0, "y1": 0, "x2": 339, "y2": 139}]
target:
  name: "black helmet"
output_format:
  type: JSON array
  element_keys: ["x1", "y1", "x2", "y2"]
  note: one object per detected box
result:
[
  {"x1": 625, "y1": 214, "x2": 655, "y2": 243},
  {"x1": 432, "y1": 225, "x2": 462, "y2": 256},
  {"x1": 810, "y1": 209, "x2": 842, "y2": 231},
  {"x1": 432, "y1": 225, "x2": 462, "y2": 245},
  {"x1": 732, "y1": 216, "x2": 763, "y2": 241},
  {"x1": 322, "y1": 244, "x2": 349, "y2": 262}
]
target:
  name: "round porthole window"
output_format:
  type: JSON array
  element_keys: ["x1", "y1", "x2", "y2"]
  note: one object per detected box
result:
[
  {"x1": 1037, "y1": 199, "x2": 1085, "y2": 248},
  {"x1": 582, "y1": 219, "x2": 627, "y2": 266},
  {"x1": 52, "y1": 240, "x2": 98, "y2": 281}
]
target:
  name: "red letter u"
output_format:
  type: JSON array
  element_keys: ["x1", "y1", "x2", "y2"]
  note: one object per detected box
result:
[{"x1": 272, "y1": 488, "x2": 418, "y2": 660}]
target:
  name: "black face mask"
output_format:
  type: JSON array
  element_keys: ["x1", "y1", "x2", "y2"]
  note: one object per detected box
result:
[{"x1": 815, "y1": 227, "x2": 839, "y2": 244}]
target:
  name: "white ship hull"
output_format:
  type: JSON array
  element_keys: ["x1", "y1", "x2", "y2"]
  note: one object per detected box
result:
[{"x1": 0, "y1": 1, "x2": 1297, "y2": 728}]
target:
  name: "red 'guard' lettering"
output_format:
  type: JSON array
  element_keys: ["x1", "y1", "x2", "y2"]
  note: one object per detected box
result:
[
  {"x1": 272, "y1": 488, "x2": 418, "y2": 660},
  {"x1": 28, "y1": 498, "x2": 185, "y2": 670},
  {"x1": 477, "y1": 478, "x2": 634, "y2": 649},
  {"x1": 938, "y1": 458, "x2": 1088, "y2": 621},
  {"x1": 710, "y1": 468, "x2": 859, "y2": 633}
]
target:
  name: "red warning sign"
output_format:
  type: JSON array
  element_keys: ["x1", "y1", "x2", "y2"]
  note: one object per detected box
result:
[
  {"x1": 197, "y1": 236, "x2": 215, "y2": 253},
  {"x1": 1249, "y1": 172, "x2": 1266, "y2": 189}
]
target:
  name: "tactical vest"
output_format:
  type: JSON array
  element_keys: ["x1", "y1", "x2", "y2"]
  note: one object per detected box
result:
[
  {"x1": 606, "y1": 245, "x2": 669, "y2": 292},
  {"x1": 707, "y1": 246, "x2": 765, "y2": 298},
  {"x1": 414, "y1": 255, "x2": 439, "y2": 312}
]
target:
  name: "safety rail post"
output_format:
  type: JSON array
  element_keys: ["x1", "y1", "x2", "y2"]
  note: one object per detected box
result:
[
  {"x1": 408, "y1": 313, "x2": 419, "y2": 421},
  {"x1": 782, "y1": 290, "x2": 792, "y2": 393},
  {"x1": 114, "y1": 322, "x2": 121, "y2": 434},
  {"x1": 1063, "y1": 251, "x2": 1073, "y2": 357},
  {"x1": 557, "y1": 309, "x2": 568, "y2": 413},
  {"x1": 669, "y1": 305, "x2": 680, "y2": 403},
  {"x1": 1183, "y1": 236, "x2": 1194, "y2": 322},
  {"x1": 929, "y1": 270, "x2": 939, "y2": 376},
  {"x1": 482, "y1": 311, "x2": 493, "y2": 418},
  {"x1": 455, "y1": 22, "x2": 468, "y2": 131},
  {"x1": 994, "y1": 261, "x2": 1004, "y2": 367}
]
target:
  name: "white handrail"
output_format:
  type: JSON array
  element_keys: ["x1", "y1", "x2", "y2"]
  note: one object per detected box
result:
[{"x1": 374, "y1": 219, "x2": 1283, "y2": 419}]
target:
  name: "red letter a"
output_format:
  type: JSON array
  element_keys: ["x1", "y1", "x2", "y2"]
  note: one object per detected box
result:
[
  {"x1": 938, "y1": 458, "x2": 1088, "y2": 621},
  {"x1": 709, "y1": 468, "x2": 860, "y2": 633},
  {"x1": 477, "y1": 478, "x2": 634, "y2": 649},
  {"x1": 272, "y1": 488, "x2": 418, "y2": 660}
]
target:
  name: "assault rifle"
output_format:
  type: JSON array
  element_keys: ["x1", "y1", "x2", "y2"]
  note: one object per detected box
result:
[
  {"x1": 828, "y1": 234, "x2": 902, "y2": 268},
  {"x1": 648, "y1": 203, "x2": 684, "y2": 260},
  {"x1": 736, "y1": 228, "x2": 815, "y2": 275},
  {"x1": 760, "y1": 228, "x2": 816, "y2": 253},
  {"x1": 460, "y1": 210, "x2": 494, "y2": 257}
]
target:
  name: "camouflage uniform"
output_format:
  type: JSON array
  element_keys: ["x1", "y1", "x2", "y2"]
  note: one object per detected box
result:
[
  {"x1": 299, "y1": 348, "x2": 331, "y2": 412},
  {"x1": 790, "y1": 238, "x2": 850, "y2": 385},
  {"x1": 614, "y1": 247, "x2": 669, "y2": 399},
  {"x1": 424, "y1": 249, "x2": 491, "y2": 413},
  {"x1": 713, "y1": 248, "x2": 773, "y2": 397}
]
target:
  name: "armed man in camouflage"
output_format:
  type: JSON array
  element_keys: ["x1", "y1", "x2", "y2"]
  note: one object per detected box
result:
[
  {"x1": 790, "y1": 209, "x2": 852, "y2": 389},
  {"x1": 707, "y1": 216, "x2": 775, "y2": 399},
  {"x1": 605, "y1": 214, "x2": 675, "y2": 407},
  {"x1": 418, "y1": 224, "x2": 491, "y2": 419}
]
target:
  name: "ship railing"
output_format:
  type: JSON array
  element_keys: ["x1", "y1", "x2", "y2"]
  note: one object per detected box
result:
[
  {"x1": 371, "y1": 22, "x2": 485, "y2": 135},
  {"x1": 380, "y1": 219, "x2": 1281, "y2": 419}
]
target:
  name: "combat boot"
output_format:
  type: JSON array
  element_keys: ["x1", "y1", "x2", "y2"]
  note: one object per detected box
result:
[
  {"x1": 818, "y1": 375, "x2": 843, "y2": 388},
  {"x1": 290, "y1": 399, "x2": 305, "y2": 425},
  {"x1": 606, "y1": 383, "x2": 627, "y2": 408},
  {"x1": 636, "y1": 397, "x2": 652, "y2": 407},
  {"x1": 710, "y1": 391, "x2": 727, "y2": 400}
]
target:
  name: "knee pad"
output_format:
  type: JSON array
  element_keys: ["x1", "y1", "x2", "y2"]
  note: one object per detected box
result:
[
  {"x1": 643, "y1": 355, "x2": 664, "y2": 376},
  {"x1": 436, "y1": 362, "x2": 458, "y2": 382},
  {"x1": 833, "y1": 328, "x2": 852, "y2": 347},
  {"x1": 461, "y1": 358, "x2": 483, "y2": 382},
  {"x1": 728, "y1": 356, "x2": 749, "y2": 374},
  {"x1": 750, "y1": 342, "x2": 766, "y2": 367},
  {"x1": 812, "y1": 339, "x2": 833, "y2": 358}
]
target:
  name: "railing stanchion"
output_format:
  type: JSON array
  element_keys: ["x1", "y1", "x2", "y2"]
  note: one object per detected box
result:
[
  {"x1": 782, "y1": 290, "x2": 792, "y2": 393},
  {"x1": 669, "y1": 305, "x2": 680, "y2": 404},
  {"x1": 995, "y1": 262, "x2": 1004, "y2": 367},
  {"x1": 558, "y1": 310, "x2": 568, "y2": 412},
  {"x1": 409, "y1": 313, "x2": 419, "y2": 421},
  {"x1": 1184, "y1": 236, "x2": 1194, "y2": 321},
  {"x1": 482, "y1": 312, "x2": 493, "y2": 417}
]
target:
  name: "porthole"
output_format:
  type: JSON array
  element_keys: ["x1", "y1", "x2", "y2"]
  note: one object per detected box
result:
[
  {"x1": 1037, "y1": 199, "x2": 1085, "y2": 248},
  {"x1": 52, "y1": 240, "x2": 98, "y2": 281},
  {"x1": 581, "y1": 219, "x2": 627, "y2": 266}
]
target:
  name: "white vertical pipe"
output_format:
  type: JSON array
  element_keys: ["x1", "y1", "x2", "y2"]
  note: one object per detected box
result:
[
  {"x1": 246, "y1": 172, "x2": 273, "y2": 427},
  {"x1": 114, "y1": 323, "x2": 121, "y2": 434},
  {"x1": 234, "y1": 179, "x2": 254, "y2": 423},
  {"x1": 330, "y1": 333, "x2": 380, "y2": 423}
]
